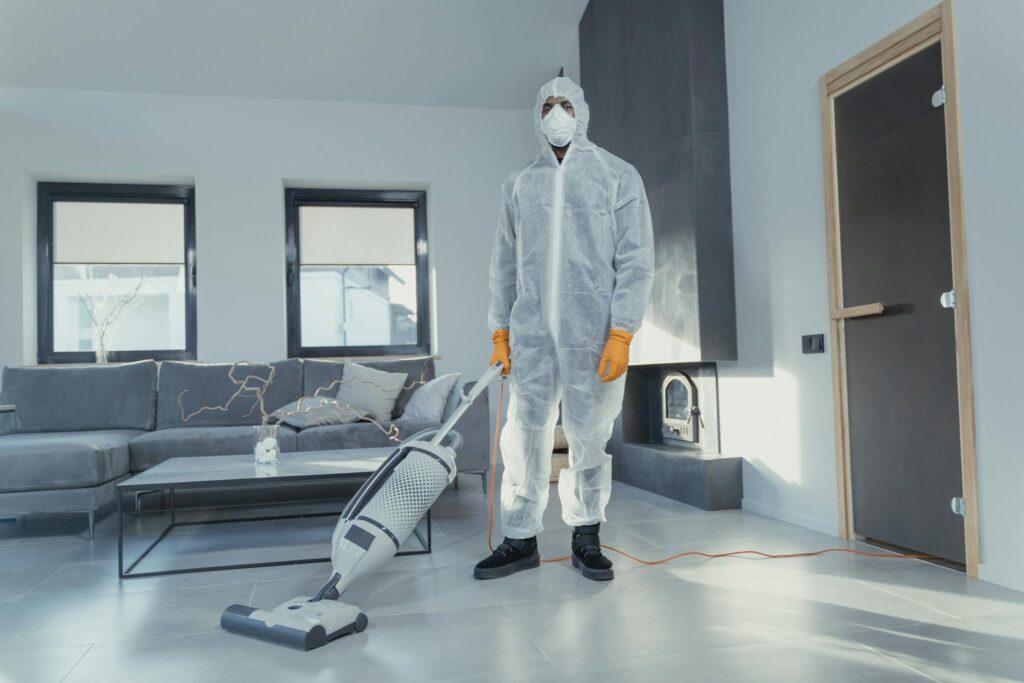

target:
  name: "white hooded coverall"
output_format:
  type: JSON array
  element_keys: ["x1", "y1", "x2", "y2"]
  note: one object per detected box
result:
[{"x1": 488, "y1": 77, "x2": 655, "y2": 539}]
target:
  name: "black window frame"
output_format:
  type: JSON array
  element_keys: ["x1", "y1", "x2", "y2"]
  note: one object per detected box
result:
[
  {"x1": 285, "y1": 188, "x2": 430, "y2": 359},
  {"x1": 37, "y1": 182, "x2": 198, "y2": 364}
]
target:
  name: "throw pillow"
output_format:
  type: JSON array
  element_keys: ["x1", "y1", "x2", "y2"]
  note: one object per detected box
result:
[
  {"x1": 271, "y1": 397, "x2": 367, "y2": 430},
  {"x1": 400, "y1": 373, "x2": 461, "y2": 422},
  {"x1": 336, "y1": 362, "x2": 408, "y2": 424}
]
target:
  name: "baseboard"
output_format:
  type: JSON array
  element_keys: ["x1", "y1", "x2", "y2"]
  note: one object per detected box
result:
[
  {"x1": 741, "y1": 498, "x2": 838, "y2": 536},
  {"x1": 979, "y1": 563, "x2": 1024, "y2": 594}
]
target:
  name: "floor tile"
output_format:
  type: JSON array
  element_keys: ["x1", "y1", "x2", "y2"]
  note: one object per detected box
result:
[
  {"x1": 730, "y1": 569, "x2": 961, "y2": 630},
  {"x1": 0, "y1": 536, "x2": 118, "y2": 571},
  {"x1": 848, "y1": 562, "x2": 1024, "y2": 620},
  {"x1": 501, "y1": 582, "x2": 873, "y2": 666},
  {"x1": 62, "y1": 604, "x2": 547, "y2": 683},
  {"x1": 0, "y1": 644, "x2": 91, "y2": 683},
  {"x1": 557, "y1": 635, "x2": 936, "y2": 683},
  {"x1": 18, "y1": 559, "x2": 325, "y2": 604},
  {"x1": 250, "y1": 556, "x2": 616, "y2": 618},
  {"x1": 0, "y1": 564, "x2": 64, "y2": 604},
  {"x1": 849, "y1": 615, "x2": 1024, "y2": 683},
  {"x1": 0, "y1": 582, "x2": 253, "y2": 649}
]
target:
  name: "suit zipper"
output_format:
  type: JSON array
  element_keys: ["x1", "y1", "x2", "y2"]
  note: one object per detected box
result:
[{"x1": 549, "y1": 164, "x2": 565, "y2": 343}]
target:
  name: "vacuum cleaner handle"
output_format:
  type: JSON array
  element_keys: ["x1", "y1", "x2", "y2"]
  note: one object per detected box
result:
[
  {"x1": 430, "y1": 362, "x2": 505, "y2": 447},
  {"x1": 462, "y1": 362, "x2": 505, "y2": 403}
]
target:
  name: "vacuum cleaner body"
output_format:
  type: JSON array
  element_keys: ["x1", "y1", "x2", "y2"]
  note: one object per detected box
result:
[
  {"x1": 221, "y1": 362, "x2": 504, "y2": 650},
  {"x1": 331, "y1": 439, "x2": 456, "y2": 590}
]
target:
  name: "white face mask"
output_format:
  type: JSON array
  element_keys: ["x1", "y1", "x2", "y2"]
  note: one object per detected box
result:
[{"x1": 542, "y1": 103, "x2": 576, "y2": 147}]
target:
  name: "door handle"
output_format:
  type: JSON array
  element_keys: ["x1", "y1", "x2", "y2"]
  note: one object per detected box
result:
[
  {"x1": 940, "y1": 289, "x2": 955, "y2": 309},
  {"x1": 830, "y1": 303, "x2": 885, "y2": 320}
]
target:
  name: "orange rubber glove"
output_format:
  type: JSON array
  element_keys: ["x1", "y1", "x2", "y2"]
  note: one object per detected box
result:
[
  {"x1": 490, "y1": 329, "x2": 511, "y2": 377},
  {"x1": 598, "y1": 328, "x2": 633, "y2": 382}
]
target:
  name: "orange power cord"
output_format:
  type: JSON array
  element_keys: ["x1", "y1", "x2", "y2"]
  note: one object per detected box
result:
[{"x1": 485, "y1": 380, "x2": 933, "y2": 565}]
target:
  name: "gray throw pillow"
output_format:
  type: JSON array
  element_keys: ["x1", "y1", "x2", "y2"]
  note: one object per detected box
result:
[
  {"x1": 272, "y1": 397, "x2": 367, "y2": 430},
  {"x1": 400, "y1": 373, "x2": 461, "y2": 422},
  {"x1": 336, "y1": 362, "x2": 408, "y2": 423}
]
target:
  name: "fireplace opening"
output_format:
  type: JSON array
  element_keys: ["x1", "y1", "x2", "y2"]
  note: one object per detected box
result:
[
  {"x1": 615, "y1": 361, "x2": 721, "y2": 455},
  {"x1": 661, "y1": 371, "x2": 701, "y2": 445}
]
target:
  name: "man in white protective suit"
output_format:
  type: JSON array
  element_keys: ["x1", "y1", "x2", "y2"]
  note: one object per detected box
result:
[{"x1": 475, "y1": 76, "x2": 655, "y2": 581}]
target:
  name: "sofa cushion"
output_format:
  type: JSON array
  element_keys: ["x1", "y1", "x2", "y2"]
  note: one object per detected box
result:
[
  {"x1": 0, "y1": 361, "x2": 157, "y2": 435},
  {"x1": 272, "y1": 397, "x2": 367, "y2": 429},
  {"x1": 157, "y1": 360, "x2": 303, "y2": 429},
  {"x1": 129, "y1": 425, "x2": 299, "y2": 472},
  {"x1": 296, "y1": 418, "x2": 440, "y2": 452},
  {"x1": 402, "y1": 373, "x2": 462, "y2": 422},
  {"x1": 0, "y1": 430, "x2": 139, "y2": 493},
  {"x1": 302, "y1": 358, "x2": 435, "y2": 419},
  {"x1": 336, "y1": 362, "x2": 408, "y2": 423}
]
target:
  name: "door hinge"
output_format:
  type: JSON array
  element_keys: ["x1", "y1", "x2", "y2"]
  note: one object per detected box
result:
[
  {"x1": 932, "y1": 85, "x2": 946, "y2": 108},
  {"x1": 940, "y1": 289, "x2": 956, "y2": 309},
  {"x1": 951, "y1": 496, "x2": 966, "y2": 517}
]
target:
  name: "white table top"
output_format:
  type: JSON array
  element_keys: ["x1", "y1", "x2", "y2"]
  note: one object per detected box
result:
[{"x1": 119, "y1": 447, "x2": 397, "y2": 489}]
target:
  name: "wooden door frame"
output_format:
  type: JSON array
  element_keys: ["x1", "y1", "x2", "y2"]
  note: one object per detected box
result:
[{"x1": 819, "y1": 0, "x2": 980, "y2": 576}]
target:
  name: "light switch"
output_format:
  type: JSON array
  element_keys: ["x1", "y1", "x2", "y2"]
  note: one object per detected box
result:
[{"x1": 802, "y1": 334, "x2": 825, "y2": 354}]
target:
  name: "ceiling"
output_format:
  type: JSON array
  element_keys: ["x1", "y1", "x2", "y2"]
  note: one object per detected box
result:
[{"x1": 0, "y1": 0, "x2": 588, "y2": 109}]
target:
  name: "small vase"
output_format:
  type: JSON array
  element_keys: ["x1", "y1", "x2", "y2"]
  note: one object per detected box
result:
[
  {"x1": 94, "y1": 334, "x2": 108, "y2": 364},
  {"x1": 253, "y1": 423, "x2": 280, "y2": 464},
  {"x1": 255, "y1": 462, "x2": 279, "y2": 478}
]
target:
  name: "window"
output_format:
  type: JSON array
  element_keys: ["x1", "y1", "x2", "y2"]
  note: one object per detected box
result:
[
  {"x1": 37, "y1": 183, "x2": 197, "y2": 363},
  {"x1": 285, "y1": 188, "x2": 429, "y2": 358}
]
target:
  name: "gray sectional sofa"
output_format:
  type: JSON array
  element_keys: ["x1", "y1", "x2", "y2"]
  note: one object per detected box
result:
[{"x1": 0, "y1": 357, "x2": 490, "y2": 537}]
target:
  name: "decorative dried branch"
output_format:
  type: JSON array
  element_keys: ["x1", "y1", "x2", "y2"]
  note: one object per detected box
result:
[
  {"x1": 178, "y1": 362, "x2": 278, "y2": 424},
  {"x1": 272, "y1": 395, "x2": 401, "y2": 442},
  {"x1": 79, "y1": 275, "x2": 147, "y2": 358},
  {"x1": 177, "y1": 363, "x2": 428, "y2": 444},
  {"x1": 403, "y1": 370, "x2": 429, "y2": 392}
]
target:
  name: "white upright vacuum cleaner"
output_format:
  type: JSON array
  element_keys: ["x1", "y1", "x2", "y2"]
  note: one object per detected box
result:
[{"x1": 220, "y1": 362, "x2": 505, "y2": 650}]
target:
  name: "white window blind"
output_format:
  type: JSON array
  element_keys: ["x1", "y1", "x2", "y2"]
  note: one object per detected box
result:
[
  {"x1": 299, "y1": 205, "x2": 415, "y2": 266},
  {"x1": 53, "y1": 201, "x2": 185, "y2": 264}
]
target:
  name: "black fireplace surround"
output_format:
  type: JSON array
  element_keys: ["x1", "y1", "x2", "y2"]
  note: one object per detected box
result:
[{"x1": 609, "y1": 363, "x2": 742, "y2": 511}]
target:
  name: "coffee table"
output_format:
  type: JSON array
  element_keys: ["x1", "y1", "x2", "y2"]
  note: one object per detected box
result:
[{"x1": 117, "y1": 448, "x2": 432, "y2": 579}]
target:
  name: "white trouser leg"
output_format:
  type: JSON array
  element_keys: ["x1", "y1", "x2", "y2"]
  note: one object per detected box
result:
[
  {"x1": 499, "y1": 346, "x2": 562, "y2": 539},
  {"x1": 557, "y1": 346, "x2": 626, "y2": 528}
]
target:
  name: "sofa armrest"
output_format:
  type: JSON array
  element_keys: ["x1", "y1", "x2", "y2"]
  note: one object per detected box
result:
[{"x1": 442, "y1": 380, "x2": 491, "y2": 474}]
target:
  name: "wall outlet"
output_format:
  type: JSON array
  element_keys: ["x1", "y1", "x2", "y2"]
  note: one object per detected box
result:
[{"x1": 802, "y1": 334, "x2": 825, "y2": 354}]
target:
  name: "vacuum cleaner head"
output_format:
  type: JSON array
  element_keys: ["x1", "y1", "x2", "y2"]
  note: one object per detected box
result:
[{"x1": 221, "y1": 599, "x2": 367, "y2": 651}]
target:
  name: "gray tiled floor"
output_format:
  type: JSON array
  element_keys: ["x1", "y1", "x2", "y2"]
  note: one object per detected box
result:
[{"x1": 1, "y1": 480, "x2": 1023, "y2": 683}]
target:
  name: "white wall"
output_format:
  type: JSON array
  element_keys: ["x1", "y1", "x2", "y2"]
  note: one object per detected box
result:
[
  {"x1": 0, "y1": 87, "x2": 538, "y2": 384},
  {"x1": 722, "y1": 0, "x2": 1024, "y2": 588},
  {"x1": 720, "y1": 0, "x2": 937, "y2": 534},
  {"x1": 954, "y1": 0, "x2": 1024, "y2": 591}
]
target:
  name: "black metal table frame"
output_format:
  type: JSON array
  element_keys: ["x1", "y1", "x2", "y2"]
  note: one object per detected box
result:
[{"x1": 118, "y1": 479, "x2": 432, "y2": 579}]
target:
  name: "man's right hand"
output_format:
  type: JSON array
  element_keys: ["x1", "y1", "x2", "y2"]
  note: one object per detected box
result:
[{"x1": 490, "y1": 329, "x2": 511, "y2": 377}]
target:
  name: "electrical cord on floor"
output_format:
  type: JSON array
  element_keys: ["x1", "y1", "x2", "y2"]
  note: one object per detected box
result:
[{"x1": 485, "y1": 379, "x2": 933, "y2": 565}]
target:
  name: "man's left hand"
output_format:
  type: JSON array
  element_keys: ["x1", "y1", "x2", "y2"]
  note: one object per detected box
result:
[{"x1": 598, "y1": 329, "x2": 634, "y2": 382}]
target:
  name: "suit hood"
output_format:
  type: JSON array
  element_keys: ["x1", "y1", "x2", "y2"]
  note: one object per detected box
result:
[{"x1": 534, "y1": 76, "x2": 591, "y2": 151}]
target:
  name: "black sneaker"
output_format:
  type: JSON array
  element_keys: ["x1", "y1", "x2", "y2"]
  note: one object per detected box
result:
[
  {"x1": 571, "y1": 523, "x2": 614, "y2": 581},
  {"x1": 474, "y1": 537, "x2": 540, "y2": 580}
]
